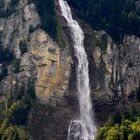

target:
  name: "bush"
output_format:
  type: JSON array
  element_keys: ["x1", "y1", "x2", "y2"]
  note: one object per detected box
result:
[
  {"x1": 0, "y1": 121, "x2": 32, "y2": 140},
  {"x1": 34, "y1": 0, "x2": 58, "y2": 39},
  {"x1": 0, "y1": 65, "x2": 8, "y2": 81},
  {"x1": 0, "y1": 48, "x2": 14, "y2": 64},
  {"x1": 19, "y1": 40, "x2": 27, "y2": 55},
  {"x1": 12, "y1": 59, "x2": 20, "y2": 73},
  {"x1": 136, "y1": 84, "x2": 140, "y2": 102},
  {"x1": 0, "y1": 73, "x2": 35, "y2": 139},
  {"x1": 8, "y1": 101, "x2": 30, "y2": 125},
  {"x1": 96, "y1": 117, "x2": 140, "y2": 140},
  {"x1": 0, "y1": 36, "x2": 14, "y2": 80},
  {"x1": 11, "y1": 0, "x2": 19, "y2": 6},
  {"x1": 29, "y1": 25, "x2": 34, "y2": 34},
  {"x1": 5, "y1": 80, "x2": 36, "y2": 125},
  {"x1": 128, "y1": 134, "x2": 134, "y2": 140}
]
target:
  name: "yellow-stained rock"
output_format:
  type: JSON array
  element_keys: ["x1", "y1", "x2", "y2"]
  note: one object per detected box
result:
[{"x1": 30, "y1": 29, "x2": 71, "y2": 101}]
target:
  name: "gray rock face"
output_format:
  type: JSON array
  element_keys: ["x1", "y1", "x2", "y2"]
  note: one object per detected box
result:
[
  {"x1": 73, "y1": 26, "x2": 140, "y2": 123},
  {"x1": 83, "y1": 29, "x2": 140, "y2": 112},
  {"x1": 0, "y1": 0, "x2": 39, "y2": 94}
]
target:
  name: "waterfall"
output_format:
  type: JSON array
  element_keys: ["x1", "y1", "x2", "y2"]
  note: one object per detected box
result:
[{"x1": 58, "y1": 0, "x2": 97, "y2": 139}]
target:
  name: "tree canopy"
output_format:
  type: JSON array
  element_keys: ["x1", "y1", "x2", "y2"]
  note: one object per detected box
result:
[{"x1": 67, "y1": 0, "x2": 140, "y2": 42}]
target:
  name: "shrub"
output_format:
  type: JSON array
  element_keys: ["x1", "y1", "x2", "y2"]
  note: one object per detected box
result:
[
  {"x1": 29, "y1": 25, "x2": 34, "y2": 34},
  {"x1": 0, "y1": 48, "x2": 14, "y2": 64},
  {"x1": 0, "y1": 122, "x2": 32, "y2": 140},
  {"x1": 96, "y1": 117, "x2": 140, "y2": 140},
  {"x1": 19, "y1": 40, "x2": 27, "y2": 55},
  {"x1": 136, "y1": 84, "x2": 140, "y2": 102},
  {"x1": 11, "y1": 59, "x2": 20, "y2": 73},
  {"x1": 11, "y1": 0, "x2": 19, "y2": 6},
  {"x1": 128, "y1": 134, "x2": 134, "y2": 140},
  {"x1": 34, "y1": 0, "x2": 58, "y2": 39},
  {"x1": 0, "y1": 66, "x2": 8, "y2": 81},
  {"x1": 8, "y1": 101, "x2": 30, "y2": 125}
]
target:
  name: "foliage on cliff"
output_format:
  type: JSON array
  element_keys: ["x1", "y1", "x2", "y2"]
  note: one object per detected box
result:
[
  {"x1": 33, "y1": 0, "x2": 65, "y2": 47},
  {"x1": 0, "y1": 36, "x2": 14, "y2": 80},
  {"x1": 67, "y1": 0, "x2": 140, "y2": 42},
  {"x1": 0, "y1": 80, "x2": 35, "y2": 140},
  {"x1": 96, "y1": 113, "x2": 140, "y2": 140},
  {"x1": 136, "y1": 84, "x2": 140, "y2": 102},
  {"x1": 0, "y1": 120, "x2": 32, "y2": 140},
  {"x1": 34, "y1": 0, "x2": 57, "y2": 40}
]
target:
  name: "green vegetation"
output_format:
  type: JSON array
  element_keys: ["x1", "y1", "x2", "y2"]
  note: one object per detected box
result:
[
  {"x1": 0, "y1": 80, "x2": 36, "y2": 139},
  {"x1": 0, "y1": 38, "x2": 22, "y2": 80},
  {"x1": 67, "y1": 0, "x2": 140, "y2": 42},
  {"x1": 19, "y1": 40, "x2": 27, "y2": 55},
  {"x1": 33, "y1": 0, "x2": 65, "y2": 48},
  {"x1": 0, "y1": 37, "x2": 14, "y2": 81},
  {"x1": 27, "y1": 99, "x2": 56, "y2": 140},
  {"x1": 34, "y1": 0, "x2": 58, "y2": 40},
  {"x1": 11, "y1": 0, "x2": 19, "y2": 6},
  {"x1": 96, "y1": 112, "x2": 140, "y2": 140},
  {"x1": 56, "y1": 22, "x2": 66, "y2": 48},
  {"x1": 0, "y1": 120, "x2": 32, "y2": 140},
  {"x1": 0, "y1": 44, "x2": 14, "y2": 65},
  {"x1": 0, "y1": 0, "x2": 18, "y2": 18},
  {"x1": 11, "y1": 59, "x2": 20, "y2": 73},
  {"x1": 136, "y1": 84, "x2": 140, "y2": 102},
  {"x1": 29, "y1": 25, "x2": 34, "y2": 34}
]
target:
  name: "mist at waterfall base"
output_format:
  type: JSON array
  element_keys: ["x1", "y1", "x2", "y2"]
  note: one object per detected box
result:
[{"x1": 58, "y1": 0, "x2": 97, "y2": 140}]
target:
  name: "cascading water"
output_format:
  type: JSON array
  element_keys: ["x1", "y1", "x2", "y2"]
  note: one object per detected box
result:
[{"x1": 58, "y1": 0, "x2": 97, "y2": 139}]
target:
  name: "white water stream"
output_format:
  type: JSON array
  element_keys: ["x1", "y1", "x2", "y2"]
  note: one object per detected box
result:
[{"x1": 58, "y1": 0, "x2": 97, "y2": 139}]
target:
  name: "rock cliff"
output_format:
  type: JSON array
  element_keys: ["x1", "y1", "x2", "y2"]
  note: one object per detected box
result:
[
  {"x1": 83, "y1": 27, "x2": 140, "y2": 103},
  {"x1": 0, "y1": 0, "x2": 71, "y2": 103},
  {"x1": 84, "y1": 28, "x2": 140, "y2": 122}
]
